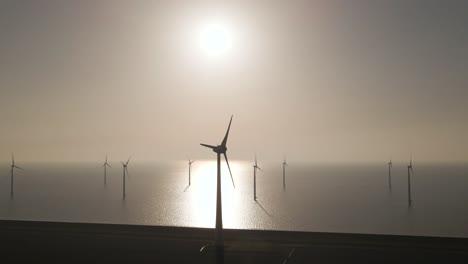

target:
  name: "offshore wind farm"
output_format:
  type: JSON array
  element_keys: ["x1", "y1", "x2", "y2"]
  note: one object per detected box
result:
[
  {"x1": 1, "y1": 158, "x2": 468, "y2": 238},
  {"x1": 0, "y1": 118, "x2": 466, "y2": 239}
]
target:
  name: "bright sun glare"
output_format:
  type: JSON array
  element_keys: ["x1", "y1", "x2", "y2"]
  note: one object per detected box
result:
[{"x1": 199, "y1": 23, "x2": 233, "y2": 57}]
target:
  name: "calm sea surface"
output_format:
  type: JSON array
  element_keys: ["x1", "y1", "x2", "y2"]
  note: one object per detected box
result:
[{"x1": 1, "y1": 161, "x2": 467, "y2": 238}]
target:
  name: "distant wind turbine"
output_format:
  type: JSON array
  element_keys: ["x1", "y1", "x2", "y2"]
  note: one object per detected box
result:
[
  {"x1": 9, "y1": 153, "x2": 24, "y2": 196},
  {"x1": 121, "y1": 157, "x2": 131, "y2": 198},
  {"x1": 388, "y1": 159, "x2": 393, "y2": 190},
  {"x1": 407, "y1": 155, "x2": 414, "y2": 207},
  {"x1": 283, "y1": 155, "x2": 288, "y2": 189},
  {"x1": 200, "y1": 115, "x2": 235, "y2": 249},
  {"x1": 187, "y1": 156, "x2": 195, "y2": 187},
  {"x1": 253, "y1": 154, "x2": 262, "y2": 201},
  {"x1": 103, "y1": 155, "x2": 112, "y2": 185}
]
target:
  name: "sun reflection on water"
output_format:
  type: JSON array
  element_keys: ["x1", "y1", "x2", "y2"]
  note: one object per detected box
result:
[{"x1": 186, "y1": 160, "x2": 245, "y2": 228}]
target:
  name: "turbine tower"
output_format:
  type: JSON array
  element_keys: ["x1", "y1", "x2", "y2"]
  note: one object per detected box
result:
[
  {"x1": 407, "y1": 155, "x2": 414, "y2": 207},
  {"x1": 283, "y1": 155, "x2": 288, "y2": 189},
  {"x1": 388, "y1": 159, "x2": 393, "y2": 190},
  {"x1": 121, "y1": 157, "x2": 130, "y2": 198},
  {"x1": 253, "y1": 153, "x2": 262, "y2": 201},
  {"x1": 200, "y1": 115, "x2": 235, "y2": 249},
  {"x1": 9, "y1": 153, "x2": 24, "y2": 196},
  {"x1": 187, "y1": 156, "x2": 195, "y2": 186},
  {"x1": 103, "y1": 155, "x2": 112, "y2": 185}
]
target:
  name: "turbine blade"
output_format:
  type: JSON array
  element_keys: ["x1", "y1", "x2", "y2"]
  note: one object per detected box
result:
[
  {"x1": 200, "y1": 143, "x2": 216, "y2": 149},
  {"x1": 223, "y1": 153, "x2": 235, "y2": 189},
  {"x1": 257, "y1": 166, "x2": 263, "y2": 172},
  {"x1": 126, "y1": 156, "x2": 131, "y2": 166},
  {"x1": 107, "y1": 164, "x2": 112, "y2": 168},
  {"x1": 12, "y1": 153, "x2": 14, "y2": 165},
  {"x1": 221, "y1": 115, "x2": 233, "y2": 147},
  {"x1": 121, "y1": 162, "x2": 125, "y2": 166},
  {"x1": 15, "y1": 166, "x2": 24, "y2": 170}
]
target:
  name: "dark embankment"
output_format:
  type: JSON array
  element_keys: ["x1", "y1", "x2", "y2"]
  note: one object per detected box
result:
[{"x1": 1, "y1": 220, "x2": 467, "y2": 263}]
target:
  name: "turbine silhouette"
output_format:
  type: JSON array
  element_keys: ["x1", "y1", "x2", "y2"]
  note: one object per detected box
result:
[
  {"x1": 187, "y1": 156, "x2": 195, "y2": 187},
  {"x1": 407, "y1": 155, "x2": 414, "y2": 207},
  {"x1": 103, "y1": 155, "x2": 112, "y2": 185},
  {"x1": 200, "y1": 115, "x2": 235, "y2": 249},
  {"x1": 253, "y1": 153, "x2": 262, "y2": 201},
  {"x1": 121, "y1": 157, "x2": 131, "y2": 198},
  {"x1": 9, "y1": 153, "x2": 24, "y2": 196},
  {"x1": 388, "y1": 159, "x2": 393, "y2": 191},
  {"x1": 282, "y1": 155, "x2": 288, "y2": 190}
]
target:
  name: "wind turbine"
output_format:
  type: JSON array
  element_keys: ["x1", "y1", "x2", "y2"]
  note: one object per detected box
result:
[
  {"x1": 9, "y1": 153, "x2": 24, "y2": 196},
  {"x1": 121, "y1": 157, "x2": 131, "y2": 198},
  {"x1": 103, "y1": 155, "x2": 112, "y2": 185},
  {"x1": 388, "y1": 159, "x2": 393, "y2": 190},
  {"x1": 187, "y1": 156, "x2": 195, "y2": 186},
  {"x1": 200, "y1": 115, "x2": 235, "y2": 249},
  {"x1": 407, "y1": 155, "x2": 414, "y2": 207},
  {"x1": 253, "y1": 153, "x2": 262, "y2": 201},
  {"x1": 283, "y1": 155, "x2": 288, "y2": 190}
]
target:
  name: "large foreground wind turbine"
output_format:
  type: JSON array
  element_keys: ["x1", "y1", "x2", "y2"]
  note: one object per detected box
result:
[
  {"x1": 283, "y1": 155, "x2": 288, "y2": 189},
  {"x1": 253, "y1": 154, "x2": 262, "y2": 201},
  {"x1": 121, "y1": 157, "x2": 131, "y2": 198},
  {"x1": 9, "y1": 153, "x2": 24, "y2": 196},
  {"x1": 407, "y1": 155, "x2": 414, "y2": 207},
  {"x1": 103, "y1": 155, "x2": 112, "y2": 185},
  {"x1": 187, "y1": 156, "x2": 195, "y2": 186},
  {"x1": 388, "y1": 159, "x2": 393, "y2": 190},
  {"x1": 200, "y1": 115, "x2": 235, "y2": 249}
]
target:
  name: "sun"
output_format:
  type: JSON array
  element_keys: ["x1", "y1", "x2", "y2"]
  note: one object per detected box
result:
[{"x1": 199, "y1": 23, "x2": 233, "y2": 57}]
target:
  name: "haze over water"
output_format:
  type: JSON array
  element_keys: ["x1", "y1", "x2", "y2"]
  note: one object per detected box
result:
[{"x1": 1, "y1": 161, "x2": 467, "y2": 238}]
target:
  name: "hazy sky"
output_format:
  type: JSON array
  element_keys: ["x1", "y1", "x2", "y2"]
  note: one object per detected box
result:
[{"x1": 1, "y1": 0, "x2": 467, "y2": 163}]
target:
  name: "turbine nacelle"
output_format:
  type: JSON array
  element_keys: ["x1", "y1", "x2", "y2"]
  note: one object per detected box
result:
[
  {"x1": 10, "y1": 153, "x2": 24, "y2": 170},
  {"x1": 200, "y1": 144, "x2": 227, "y2": 154},
  {"x1": 103, "y1": 155, "x2": 112, "y2": 168},
  {"x1": 187, "y1": 155, "x2": 196, "y2": 165},
  {"x1": 121, "y1": 157, "x2": 131, "y2": 169},
  {"x1": 408, "y1": 158, "x2": 414, "y2": 174},
  {"x1": 253, "y1": 154, "x2": 262, "y2": 171}
]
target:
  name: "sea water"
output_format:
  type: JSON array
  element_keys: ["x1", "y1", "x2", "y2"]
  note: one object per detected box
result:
[{"x1": 1, "y1": 161, "x2": 467, "y2": 238}]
